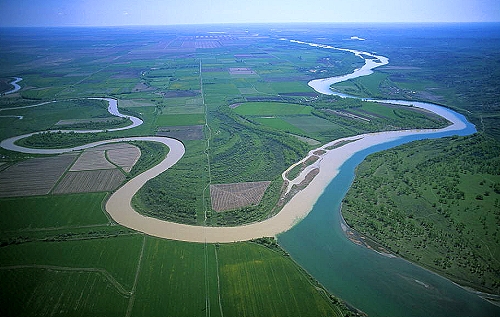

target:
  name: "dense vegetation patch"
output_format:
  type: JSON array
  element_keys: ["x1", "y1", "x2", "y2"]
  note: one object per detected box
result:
[
  {"x1": 132, "y1": 140, "x2": 208, "y2": 225},
  {"x1": 127, "y1": 140, "x2": 169, "y2": 178},
  {"x1": 234, "y1": 97, "x2": 450, "y2": 145},
  {"x1": 17, "y1": 130, "x2": 116, "y2": 149},
  {"x1": 342, "y1": 134, "x2": 500, "y2": 294}
]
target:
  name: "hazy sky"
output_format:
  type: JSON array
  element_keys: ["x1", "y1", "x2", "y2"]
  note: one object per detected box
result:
[{"x1": 1, "y1": 0, "x2": 499, "y2": 27}]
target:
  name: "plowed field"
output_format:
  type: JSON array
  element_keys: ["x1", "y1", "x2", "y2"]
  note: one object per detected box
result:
[
  {"x1": 210, "y1": 181, "x2": 271, "y2": 212},
  {"x1": 53, "y1": 169, "x2": 125, "y2": 194},
  {"x1": 70, "y1": 143, "x2": 141, "y2": 173},
  {"x1": 0, "y1": 154, "x2": 77, "y2": 197}
]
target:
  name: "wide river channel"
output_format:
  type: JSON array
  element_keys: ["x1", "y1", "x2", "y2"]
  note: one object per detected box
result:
[{"x1": 277, "y1": 41, "x2": 500, "y2": 317}]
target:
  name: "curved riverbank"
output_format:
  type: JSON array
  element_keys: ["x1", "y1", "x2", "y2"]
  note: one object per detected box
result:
[
  {"x1": 278, "y1": 39, "x2": 499, "y2": 317},
  {"x1": 0, "y1": 98, "x2": 143, "y2": 154},
  {"x1": 2, "y1": 77, "x2": 22, "y2": 95},
  {"x1": 0, "y1": 64, "x2": 473, "y2": 242},
  {"x1": 287, "y1": 39, "x2": 389, "y2": 96}
]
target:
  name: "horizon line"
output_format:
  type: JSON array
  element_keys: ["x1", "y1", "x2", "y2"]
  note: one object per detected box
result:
[{"x1": 1, "y1": 21, "x2": 500, "y2": 29}]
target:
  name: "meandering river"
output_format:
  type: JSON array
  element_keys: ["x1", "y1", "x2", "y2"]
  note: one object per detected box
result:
[
  {"x1": 2, "y1": 77, "x2": 22, "y2": 95},
  {"x1": 277, "y1": 39, "x2": 500, "y2": 317},
  {"x1": 2, "y1": 40, "x2": 499, "y2": 316}
]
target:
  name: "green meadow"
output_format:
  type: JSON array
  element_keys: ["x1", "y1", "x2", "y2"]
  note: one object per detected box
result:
[
  {"x1": 233, "y1": 102, "x2": 313, "y2": 116},
  {"x1": 0, "y1": 208, "x2": 349, "y2": 317},
  {"x1": 0, "y1": 193, "x2": 109, "y2": 231}
]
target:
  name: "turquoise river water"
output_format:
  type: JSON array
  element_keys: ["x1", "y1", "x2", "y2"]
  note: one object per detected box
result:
[{"x1": 278, "y1": 110, "x2": 500, "y2": 317}]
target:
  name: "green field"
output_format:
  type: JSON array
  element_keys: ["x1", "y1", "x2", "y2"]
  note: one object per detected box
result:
[
  {"x1": 0, "y1": 193, "x2": 109, "y2": 231},
  {"x1": 218, "y1": 242, "x2": 345, "y2": 317},
  {"x1": 155, "y1": 113, "x2": 205, "y2": 126},
  {"x1": 0, "y1": 229, "x2": 350, "y2": 317},
  {"x1": 253, "y1": 117, "x2": 306, "y2": 135},
  {"x1": 0, "y1": 268, "x2": 130, "y2": 317},
  {"x1": 0, "y1": 235, "x2": 143, "y2": 291},
  {"x1": 131, "y1": 238, "x2": 219, "y2": 317},
  {"x1": 0, "y1": 99, "x2": 112, "y2": 140},
  {"x1": 330, "y1": 72, "x2": 389, "y2": 97},
  {"x1": 284, "y1": 115, "x2": 338, "y2": 133},
  {"x1": 233, "y1": 102, "x2": 312, "y2": 116}
]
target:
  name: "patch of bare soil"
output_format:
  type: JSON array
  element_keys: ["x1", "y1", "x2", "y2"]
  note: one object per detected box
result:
[
  {"x1": 210, "y1": 181, "x2": 271, "y2": 212},
  {"x1": 53, "y1": 169, "x2": 125, "y2": 194},
  {"x1": 0, "y1": 154, "x2": 77, "y2": 197},
  {"x1": 156, "y1": 125, "x2": 204, "y2": 141}
]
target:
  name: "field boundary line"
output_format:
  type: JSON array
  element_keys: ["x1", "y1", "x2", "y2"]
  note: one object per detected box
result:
[
  {"x1": 55, "y1": 59, "x2": 122, "y2": 97},
  {"x1": 48, "y1": 153, "x2": 80, "y2": 196},
  {"x1": 0, "y1": 264, "x2": 131, "y2": 296},
  {"x1": 214, "y1": 246, "x2": 224, "y2": 317},
  {"x1": 101, "y1": 192, "x2": 116, "y2": 224},
  {"x1": 201, "y1": 58, "x2": 212, "y2": 317},
  {"x1": 104, "y1": 148, "x2": 125, "y2": 172},
  {"x1": 125, "y1": 234, "x2": 146, "y2": 317},
  {"x1": 2, "y1": 223, "x2": 111, "y2": 233}
]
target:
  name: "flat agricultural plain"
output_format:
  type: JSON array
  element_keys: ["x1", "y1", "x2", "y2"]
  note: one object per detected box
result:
[
  {"x1": 94, "y1": 143, "x2": 141, "y2": 172},
  {"x1": 70, "y1": 149, "x2": 116, "y2": 171},
  {"x1": 3, "y1": 24, "x2": 496, "y2": 317}
]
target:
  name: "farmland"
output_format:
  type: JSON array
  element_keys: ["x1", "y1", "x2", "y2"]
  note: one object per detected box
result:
[
  {"x1": 0, "y1": 154, "x2": 77, "y2": 197},
  {"x1": 210, "y1": 181, "x2": 271, "y2": 212},
  {"x1": 0, "y1": 25, "x2": 364, "y2": 316},
  {"x1": 53, "y1": 169, "x2": 126, "y2": 194},
  {"x1": 232, "y1": 102, "x2": 313, "y2": 116},
  {"x1": 0, "y1": 223, "x2": 351, "y2": 317},
  {"x1": 156, "y1": 125, "x2": 204, "y2": 141},
  {"x1": 0, "y1": 142, "x2": 141, "y2": 197},
  {"x1": 1, "y1": 24, "x2": 499, "y2": 317},
  {"x1": 0, "y1": 193, "x2": 109, "y2": 232},
  {"x1": 70, "y1": 143, "x2": 141, "y2": 172}
]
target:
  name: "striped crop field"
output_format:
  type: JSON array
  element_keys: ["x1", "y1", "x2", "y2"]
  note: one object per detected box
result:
[
  {"x1": 0, "y1": 235, "x2": 144, "y2": 317},
  {"x1": 103, "y1": 143, "x2": 141, "y2": 172},
  {"x1": 70, "y1": 149, "x2": 116, "y2": 171},
  {"x1": 131, "y1": 238, "x2": 220, "y2": 317},
  {"x1": 218, "y1": 242, "x2": 344, "y2": 317},
  {"x1": 70, "y1": 143, "x2": 141, "y2": 173},
  {"x1": 53, "y1": 169, "x2": 125, "y2": 194},
  {"x1": 0, "y1": 235, "x2": 144, "y2": 293},
  {"x1": 131, "y1": 238, "x2": 344, "y2": 317},
  {"x1": 0, "y1": 154, "x2": 77, "y2": 197},
  {"x1": 233, "y1": 102, "x2": 312, "y2": 116},
  {"x1": 210, "y1": 181, "x2": 271, "y2": 211},
  {"x1": 0, "y1": 193, "x2": 109, "y2": 231},
  {"x1": 0, "y1": 268, "x2": 130, "y2": 317}
]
